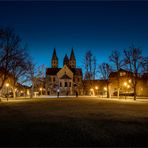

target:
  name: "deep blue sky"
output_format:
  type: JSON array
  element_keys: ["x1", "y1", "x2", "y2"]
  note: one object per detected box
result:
[{"x1": 0, "y1": 1, "x2": 148, "y2": 75}]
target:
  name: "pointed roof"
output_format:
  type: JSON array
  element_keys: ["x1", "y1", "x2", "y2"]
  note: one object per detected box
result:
[
  {"x1": 60, "y1": 73, "x2": 71, "y2": 79},
  {"x1": 70, "y1": 48, "x2": 76, "y2": 60},
  {"x1": 64, "y1": 54, "x2": 69, "y2": 61},
  {"x1": 52, "y1": 48, "x2": 58, "y2": 60},
  {"x1": 70, "y1": 68, "x2": 82, "y2": 76}
]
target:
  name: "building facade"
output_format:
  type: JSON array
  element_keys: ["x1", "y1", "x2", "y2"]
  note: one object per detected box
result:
[
  {"x1": 46, "y1": 48, "x2": 83, "y2": 95},
  {"x1": 109, "y1": 68, "x2": 148, "y2": 96}
]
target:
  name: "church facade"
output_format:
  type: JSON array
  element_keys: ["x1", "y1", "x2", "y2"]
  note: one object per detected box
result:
[{"x1": 45, "y1": 48, "x2": 83, "y2": 95}]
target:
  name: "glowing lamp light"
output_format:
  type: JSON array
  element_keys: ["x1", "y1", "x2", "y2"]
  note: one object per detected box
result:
[
  {"x1": 95, "y1": 86, "x2": 98, "y2": 90},
  {"x1": 40, "y1": 88, "x2": 42, "y2": 91},
  {"x1": 27, "y1": 90, "x2": 30, "y2": 95},
  {"x1": 90, "y1": 88, "x2": 93, "y2": 91},
  {"x1": 127, "y1": 85, "x2": 130, "y2": 88},
  {"x1": 6, "y1": 83, "x2": 9, "y2": 87},
  {"x1": 124, "y1": 82, "x2": 127, "y2": 86},
  {"x1": 104, "y1": 87, "x2": 107, "y2": 91}
]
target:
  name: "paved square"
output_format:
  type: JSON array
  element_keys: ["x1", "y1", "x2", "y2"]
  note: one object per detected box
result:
[{"x1": 0, "y1": 97, "x2": 148, "y2": 146}]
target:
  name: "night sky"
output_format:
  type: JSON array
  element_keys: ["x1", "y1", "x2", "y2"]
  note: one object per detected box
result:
[{"x1": 0, "y1": 1, "x2": 148, "y2": 76}]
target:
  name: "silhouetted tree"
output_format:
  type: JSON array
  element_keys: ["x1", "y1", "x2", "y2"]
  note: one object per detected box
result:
[
  {"x1": 124, "y1": 47, "x2": 145, "y2": 100},
  {"x1": 26, "y1": 63, "x2": 45, "y2": 98},
  {"x1": 25, "y1": 60, "x2": 35, "y2": 98},
  {"x1": 98, "y1": 63, "x2": 112, "y2": 98},
  {"x1": 83, "y1": 50, "x2": 97, "y2": 95},
  {"x1": 84, "y1": 50, "x2": 96, "y2": 80},
  {"x1": 0, "y1": 27, "x2": 31, "y2": 99},
  {"x1": 109, "y1": 49, "x2": 125, "y2": 99},
  {"x1": 142, "y1": 56, "x2": 148, "y2": 74}
]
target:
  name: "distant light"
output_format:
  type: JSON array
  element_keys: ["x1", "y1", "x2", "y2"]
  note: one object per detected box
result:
[
  {"x1": 124, "y1": 82, "x2": 127, "y2": 86},
  {"x1": 90, "y1": 88, "x2": 93, "y2": 91},
  {"x1": 127, "y1": 85, "x2": 130, "y2": 88},
  {"x1": 95, "y1": 86, "x2": 98, "y2": 90},
  {"x1": 104, "y1": 87, "x2": 107, "y2": 91},
  {"x1": 40, "y1": 88, "x2": 42, "y2": 91},
  {"x1": 129, "y1": 79, "x2": 131, "y2": 83},
  {"x1": 6, "y1": 83, "x2": 9, "y2": 87},
  {"x1": 27, "y1": 90, "x2": 30, "y2": 95}
]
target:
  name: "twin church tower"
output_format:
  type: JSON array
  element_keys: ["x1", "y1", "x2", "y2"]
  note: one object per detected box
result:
[
  {"x1": 51, "y1": 48, "x2": 76, "y2": 68},
  {"x1": 46, "y1": 48, "x2": 83, "y2": 96}
]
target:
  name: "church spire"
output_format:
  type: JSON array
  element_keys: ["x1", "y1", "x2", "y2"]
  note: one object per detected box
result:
[
  {"x1": 70, "y1": 48, "x2": 76, "y2": 60},
  {"x1": 51, "y1": 48, "x2": 58, "y2": 68},
  {"x1": 63, "y1": 54, "x2": 69, "y2": 66},
  {"x1": 69, "y1": 48, "x2": 76, "y2": 68}
]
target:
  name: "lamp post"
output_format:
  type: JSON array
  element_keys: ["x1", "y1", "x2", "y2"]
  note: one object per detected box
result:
[
  {"x1": 104, "y1": 87, "x2": 107, "y2": 98},
  {"x1": 124, "y1": 82, "x2": 127, "y2": 99},
  {"x1": 6, "y1": 83, "x2": 9, "y2": 101},
  {"x1": 95, "y1": 86, "x2": 98, "y2": 96},
  {"x1": 90, "y1": 88, "x2": 94, "y2": 96},
  {"x1": 40, "y1": 87, "x2": 43, "y2": 96}
]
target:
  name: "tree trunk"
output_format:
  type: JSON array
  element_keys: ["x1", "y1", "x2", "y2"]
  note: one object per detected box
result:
[
  {"x1": 0, "y1": 89, "x2": 2, "y2": 101},
  {"x1": 117, "y1": 71, "x2": 120, "y2": 99},
  {"x1": 107, "y1": 83, "x2": 110, "y2": 98},
  {"x1": 30, "y1": 82, "x2": 34, "y2": 99},
  {"x1": 134, "y1": 85, "x2": 136, "y2": 100},
  {"x1": 13, "y1": 88, "x2": 16, "y2": 99},
  {"x1": 117, "y1": 88, "x2": 120, "y2": 99}
]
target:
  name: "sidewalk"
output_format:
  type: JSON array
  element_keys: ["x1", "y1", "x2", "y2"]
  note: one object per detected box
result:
[{"x1": 0, "y1": 95, "x2": 148, "y2": 103}]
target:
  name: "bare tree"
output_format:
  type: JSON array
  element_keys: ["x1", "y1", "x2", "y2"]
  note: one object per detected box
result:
[
  {"x1": 142, "y1": 56, "x2": 148, "y2": 74},
  {"x1": 124, "y1": 47, "x2": 145, "y2": 100},
  {"x1": 92, "y1": 56, "x2": 96, "y2": 80},
  {"x1": 98, "y1": 63, "x2": 112, "y2": 98},
  {"x1": 0, "y1": 27, "x2": 31, "y2": 99},
  {"x1": 10, "y1": 50, "x2": 30, "y2": 98},
  {"x1": 26, "y1": 63, "x2": 45, "y2": 98},
  {"x1": 84, "y1": 50, "x2": 96, "y2": 80},
  {"x1": 109, "y1": 49, "x2": 125, "y2": 99},
  {"x1": 0, "y1": 27, "x2": 21, "y2": 98},
  {"x1": 25, "y1": 60, "x2": 36, "y2": 98}
]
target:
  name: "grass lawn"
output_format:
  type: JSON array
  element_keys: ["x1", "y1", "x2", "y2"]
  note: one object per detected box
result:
[{"x1": 0, "y1": 97, "x2": 148, "y2": 147}]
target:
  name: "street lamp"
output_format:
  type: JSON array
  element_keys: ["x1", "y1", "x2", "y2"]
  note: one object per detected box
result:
[
  {"x1": 40, "y1": 87, "x2": 43, "y2": 95},
  {"x1": 95, "y1": 86, "x2": 98, "y2": 96},
  {"x1": 103, "y1": 87, "x2": 107, "y2": 98},
  {"x1": 104, "y1": 87, "x2": 107, "y2": 91},
  {"x1": 124, "y1": 82, "x2": 127, "y2": 87},
  {"x1": 128, "y1": 79, "x2": 131, "y2": 83},
  {"x1": 6, "y1": 83, "x2": 9, "y2": 101},
  {"x1": 90, "y1": 88, "x2": 94, "y2": 96},
  {"x1": 124, "y1": 82, "x2": 127, "y2": 99}
]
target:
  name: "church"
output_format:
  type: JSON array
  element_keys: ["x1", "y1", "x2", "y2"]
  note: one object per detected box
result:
[{"x1": 45, "y1": 48, "x2": 83, "y2": 96}]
